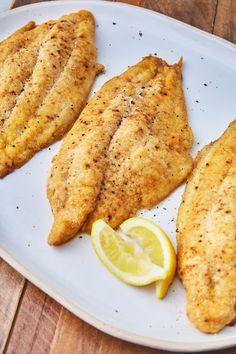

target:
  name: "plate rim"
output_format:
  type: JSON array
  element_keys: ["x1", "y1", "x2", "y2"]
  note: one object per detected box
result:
[
  {"x1": 1, "y1": 246, "x2": 236, "y2": 353},
  {"x1": 2, "y1": 0, "x2": 236, "y2": 52},
  {"x1": 1, "y1": 1, "x2": 236, "y2": 352}
]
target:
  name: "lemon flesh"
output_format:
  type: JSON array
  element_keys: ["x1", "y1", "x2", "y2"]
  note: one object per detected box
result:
[
  {"x1": 91, "y1": 217, "x2": 176, "y2": 293},
  {"x1": 120, "y1": 217, "x2": 176, "y2": 299},
  {"x1": 91, "y1": 219, "x2": 167, "y2": 286}
]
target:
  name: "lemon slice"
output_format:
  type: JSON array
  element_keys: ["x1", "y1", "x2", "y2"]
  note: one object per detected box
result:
[
  {"x1": 120, "y1": 217, "x2": 176, "y2": 298},
  {"x1": 91, "y1": 219, "x2": 167, "y2": 286},
  {"x1": 91, "y1": 217, "x2": 176, "y2": 289}
]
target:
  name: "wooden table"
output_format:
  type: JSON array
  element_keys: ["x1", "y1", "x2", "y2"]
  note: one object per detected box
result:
[{"x1": 0, "y1": 0, "x2": 236, "y2": 353}]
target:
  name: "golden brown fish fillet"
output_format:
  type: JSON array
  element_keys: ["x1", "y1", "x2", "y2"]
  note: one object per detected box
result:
[
  {"x1": 0, "y1": 21, "x2": 36, "y2": 66},
  {"x1": 47, "y1": 56, "x2": 193, "y2": 245},
  {"x1": 85, "y1": 59, "x2": 193, "y2": 232},
  {"x1": 0, "y1": 10, "x2": 102, "y2": 177},
  {"x1": 0, "y1": 21, "x2": 55, "y2": 131},
  {"x1": 177, "y1": 120, "x2": 236, "y2": 333}
]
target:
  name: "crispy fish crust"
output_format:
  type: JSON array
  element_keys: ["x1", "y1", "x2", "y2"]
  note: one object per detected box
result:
[
  {"x1": 0, "y1": 21, "x2": 55, "y2": 131},
  {"x1": 0, "y1": 21, "x2": 36, "y2": 66},
  {"x1": 177, "y1": 120, "x2": 236, "y2": 333},
  {"x1": 47, "y1": 56, "x2": 193, "y2": 245},
  {"x1": 0, "y1": 11, "x2": 102, "y2": 177}
]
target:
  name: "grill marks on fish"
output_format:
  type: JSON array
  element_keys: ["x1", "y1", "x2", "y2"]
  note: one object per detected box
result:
[
  {"x1": 47, "y1": 56, "x2": 193, "y2": 245},
  {"x1": 177, "y1": 120, "x2": 236, "y2": 333},
  {"x1": 0, "y1": 11, "x2": 102, "y2": 177}
]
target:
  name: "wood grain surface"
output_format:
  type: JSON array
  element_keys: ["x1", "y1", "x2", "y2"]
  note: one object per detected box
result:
[{"x1": 1, "y1": 0, "x2": 236, "y2": 353}]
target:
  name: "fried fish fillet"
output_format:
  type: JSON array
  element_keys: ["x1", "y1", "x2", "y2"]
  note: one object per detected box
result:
[
  {"x1": 0, "y1": 21, "x2": 55, "y2": 132},
  {"x1": 177, "y1": 120, "x2": 236, "y2": 333},
  {"x1": 0, "y1": 11, "x2": 102, "y2": 177},
  {"x1": 0, "y1": 21, "x2": 36, "y2": 66},
  {"x1": 47, "y1": 56, "x2": 193, "y2": 245}
]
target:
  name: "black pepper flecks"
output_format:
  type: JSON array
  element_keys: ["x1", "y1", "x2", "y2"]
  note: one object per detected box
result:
[
  {"x1": 112, "y1": 22, "x2": 116, "y2": 25},
  {"x1": 138, "y1": 31, "x2": 143, "y2": 37}
]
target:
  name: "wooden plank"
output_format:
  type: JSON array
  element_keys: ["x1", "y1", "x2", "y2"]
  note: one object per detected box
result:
[
  {"x1": 0, "y1": 259, "x2": 25, "y2": 353},
  {"x1": 116, "y1": 0, "x2": 146, "y2": 7},
  {"x1": 11, "y1": 0, "x2": 52, "y2": 7},
  {"x1": 213, "y1": 0, "x2": 236, "y2": 43},
  {"x1": 4, "y1": 280, "x2": 161, "y2": 354},
  {"x1": 50, "y1": 308, "x2": 160, "y2": 354},
  {"x1": 143, "y1": 0, "x2": 218, "y2": 32},
  {"x1": 5, "y1": 283, "x2": 61, "y2": 354},
  {"x1": 116, "y1": 0, "x2": 218, "y2": 32}
]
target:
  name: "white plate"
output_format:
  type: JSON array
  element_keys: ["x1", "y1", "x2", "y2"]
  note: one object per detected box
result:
[
  {"x1": 0, "y1": 0, "x2": 14, "y2": 12},
  {"x1": 0, "y1": 1, "x2": 236, "y2": 352}
]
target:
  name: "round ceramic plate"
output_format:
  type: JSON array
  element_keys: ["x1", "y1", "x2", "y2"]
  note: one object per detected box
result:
[
  {"x1": 0, "y1": 0, "x2": 14, "y2": 12},
  {"x1": 0, "y1": 1, "x2": 236, "y2": 352}
]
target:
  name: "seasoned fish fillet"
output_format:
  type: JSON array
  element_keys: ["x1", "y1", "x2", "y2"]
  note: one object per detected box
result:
[
  {"x1": 0, "y1": 21, "x2": 36, "y2": 66},
  {"x1": 0, "y1": 21, "x2": 55, "y2": 131},
  {"x1": 0, "y1": 11, "x2": 102, "y2": 177},
  {"x1": 177, "y1": 120, "x2": 236, "y2": 333},
  {"x1": 47, "y1": 56, "x2": 193, "y2": 245}
]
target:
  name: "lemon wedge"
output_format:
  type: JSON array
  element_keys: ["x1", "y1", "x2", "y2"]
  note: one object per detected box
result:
[
  {"x1": 91, "y1": 217, "x2": 176, "y2": 292},
  {"x1": 120, "y1": 217, "x2": 176, "y2": 298}
]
